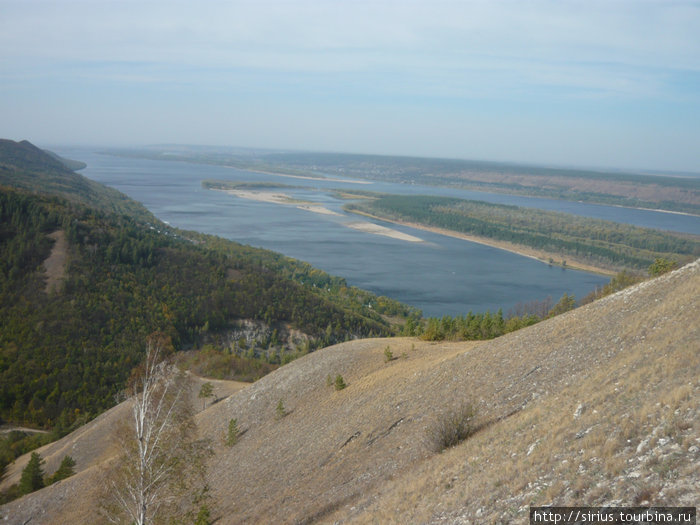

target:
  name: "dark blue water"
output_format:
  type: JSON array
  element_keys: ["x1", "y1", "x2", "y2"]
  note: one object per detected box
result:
[{"x1": 56, "y1": 148, "x2": 697, "y2": 317}]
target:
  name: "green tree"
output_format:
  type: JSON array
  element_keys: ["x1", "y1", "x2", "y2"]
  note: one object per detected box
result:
[
  {"x1": 101, "y1": 335, "x2": 210, "y2": 525},
  {"x1": 548, "y1": 293, "x2": 576, "y2": 318},
  {"x1": 275, "y1": 399, "x2": 287, "y2": 420},
  {"x1": 198, "y1": 382, "x2": 214, "y2": 410},
  {"x1": 19, "y1": 452, "x2": 45, "y2": 494},
  {"x1": 334, "y1": 374, "x2": 347, "y2": 391},
  {"x1": 48, "y1": 455, "x2": 76, "y2": 484},
  {"x1": 225, "y1": 418, "x2": 239, "y2": 447},
  {"x1": 383, "y1": 346, "x2": 394, "y2": 363},
  {"x1": 648, "y1": 257, "x2": 677, "y2": 276}
]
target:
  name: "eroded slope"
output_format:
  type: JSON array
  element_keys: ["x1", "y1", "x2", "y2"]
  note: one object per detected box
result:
[{"x1": 1, "y1": 262, "x2": 697, "y2": 524}]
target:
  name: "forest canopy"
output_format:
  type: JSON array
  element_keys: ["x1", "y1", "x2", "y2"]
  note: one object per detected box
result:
[
  {"x1": 345, "y1": 194, "x2": 700, "y2": 271},
  {"x1": 0, "y1": 141, "x2": 415, "y2": 431}
]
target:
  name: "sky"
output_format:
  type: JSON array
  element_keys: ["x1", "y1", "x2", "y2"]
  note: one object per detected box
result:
[{"x1": 1, "y1": 0, "x2": 699, "y2": 172}]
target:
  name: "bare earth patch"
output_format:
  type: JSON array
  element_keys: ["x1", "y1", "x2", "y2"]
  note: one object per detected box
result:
[{"x1": 42, "y1": 230, "x2": 68, "y2": 293}]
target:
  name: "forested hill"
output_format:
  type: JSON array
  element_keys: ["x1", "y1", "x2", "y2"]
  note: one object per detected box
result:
[
  {"x1": 0, "y1": 140, "x2": 413, "y2": 430},
  {"x1": 0, "y1": 139, "x2": 151, "y2": 221}
]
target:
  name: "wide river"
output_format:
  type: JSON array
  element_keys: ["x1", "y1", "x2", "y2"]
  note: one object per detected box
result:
[{"x1": 58, "y1": 148, "x2": 699, "y2": 317}]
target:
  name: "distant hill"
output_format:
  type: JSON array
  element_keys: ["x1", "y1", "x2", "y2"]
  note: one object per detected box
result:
[
  {"x1": 0, "y1": 139, "x2": 152, "y2": 221},
  {"x1": 1, "y1": 260, "x2": 697, "y2": 523},
  {"x1": 0, "y1": 139, "x2": 413, "y2": 432},
  {"x1": 42, "y1": 149, "x2": 87, "y2": 172}
]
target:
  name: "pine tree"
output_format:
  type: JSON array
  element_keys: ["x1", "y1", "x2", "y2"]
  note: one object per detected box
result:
[
  {"x1": 225, "y1": 418, "x2": 239, "y2": 446},
  {"x1": 48, "y1": 455, "x2": 76, "y2": 484},
  {"x1": 19, "y1": 452, "x2": 45, "y2": 494},
  {"x1": 275, "y1": 399, "x2": 287, "y2": 420}
]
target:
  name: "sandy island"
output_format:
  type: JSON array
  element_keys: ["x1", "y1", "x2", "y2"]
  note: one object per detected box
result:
[
  {"x1": 220, "y1": 188, "x2": 345, "y2": 216},
  {"x1": 345, "y1": 221, "x2": 424, "y2": 242},
  {"x1": 213, "y1": 187, "x2": 425, "y2": 242},
  {"x1": 296, "y1": 204, "x2": 343, "y2": 216},
  {"x1": 348, "y1": 210, "x2": 616, "y2": 276},
  {"x1": 219, "y1": 189, "x2": 306, "y2": 205}
]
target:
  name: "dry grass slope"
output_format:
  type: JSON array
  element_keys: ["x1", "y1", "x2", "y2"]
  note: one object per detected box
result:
[{"x1": 1, "y1": 261, "x2": 697, "y2": 524}]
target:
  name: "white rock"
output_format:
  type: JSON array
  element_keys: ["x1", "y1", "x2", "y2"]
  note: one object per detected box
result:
[{"x1": 527, "y1": 441, "x2": 539, "y2": 456}]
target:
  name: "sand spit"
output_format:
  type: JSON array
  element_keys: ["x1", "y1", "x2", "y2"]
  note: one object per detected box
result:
[
  {"x1": 220, "y1": 189, "x2": 305, "y2": 205},
  {"x1": 219, "y1": 188, "x2": 342, "y2": 216},
  {"x1": 216, "y1": 187, "x2": 424, "y2": 242},
  {"x1": 345, "y1": 221, "x2": 424, "y2": 242},
  {"x1": 296, "y1": 204, "x2": 343, "y2": 216}
]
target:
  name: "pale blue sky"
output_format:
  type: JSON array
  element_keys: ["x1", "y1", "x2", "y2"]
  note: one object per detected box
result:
[{"x1": 1, "y1": 0, "x2": 699, "y2": 172}]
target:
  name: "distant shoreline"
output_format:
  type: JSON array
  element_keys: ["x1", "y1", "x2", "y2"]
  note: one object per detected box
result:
[
  {"x1": 347, "y1": 209, "x2": 616, "y2": 277},
  {"x1": 221, "y1": 164, "x2": 372, "y2": 185},
  {"x1": 609, "y1": 203, "x2": 700, "y2": 218}
]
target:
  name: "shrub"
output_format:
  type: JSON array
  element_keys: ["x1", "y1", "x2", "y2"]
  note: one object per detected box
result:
[
  {"x1": 275, "y1": 399, "x2": 287, "y2": 420},
  {"x1": 195, "y1": 504, "x2": 212, "y2": 525},
  {"x1": 334, "y1": 374, "x2": 347, "y2": 391},
  {"x1": 427, "y1": 403, "x2": 476, "y2": 452},
  {"x1": 649, "y1": 258, "x2": 677, "y2": 277},
  {"x1": 225, "y1": 418, "x2": 239, "y2": 446},
  {"x1": 383, "y1": 346, "x2": 394, "y2": 363}
]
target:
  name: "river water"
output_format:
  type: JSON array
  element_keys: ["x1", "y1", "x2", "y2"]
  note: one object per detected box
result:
[{"x1": 57, "y1": 148, "x2": 699, "y2": 317}]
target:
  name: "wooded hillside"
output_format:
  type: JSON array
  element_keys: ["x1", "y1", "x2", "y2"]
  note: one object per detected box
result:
[{"x1": 0, "y1": 141, "x2": 413, "y2": 431}]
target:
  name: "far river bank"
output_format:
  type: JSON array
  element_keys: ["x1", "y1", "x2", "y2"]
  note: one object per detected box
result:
[{"x1": 346, "y1": 209, "x2": 617, "y2": 277}]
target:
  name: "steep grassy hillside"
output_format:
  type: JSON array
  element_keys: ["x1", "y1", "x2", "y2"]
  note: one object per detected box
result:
[{"x1": 2, "y1": 261, "x2": 696, "y2": 524}]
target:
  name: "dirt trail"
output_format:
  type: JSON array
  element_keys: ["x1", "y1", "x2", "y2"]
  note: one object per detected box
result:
[{"x1": 42, "y1": 230, "x2": 68, "y2": 293}]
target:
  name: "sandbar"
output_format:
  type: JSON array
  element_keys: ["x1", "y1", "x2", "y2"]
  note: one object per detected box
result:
[
  {"x1": 218, "y1": 188, "x2": 344, "y2": 216},
  {"x1": 345, "y1": 221, "x2": 424, "y2": 243},
  {"x1": 218, "y1": 189, "x2": 308, "y2": 205},
  {"x1": 214, "y1": 186, "x2": 425, "y2": 242},
  {"x1": 296, "y1": 205, "x2": 343, "y2": 216}
]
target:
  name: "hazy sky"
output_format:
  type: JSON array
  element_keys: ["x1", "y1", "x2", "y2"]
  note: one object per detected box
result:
[{"x1": 2, "y1": 0, "x2": 699, "y2": 172}]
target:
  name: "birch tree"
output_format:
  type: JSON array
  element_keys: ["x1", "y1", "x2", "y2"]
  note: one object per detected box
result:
[{"x1": 102, "y1": 334, "x2": 209, "y2": 525}]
